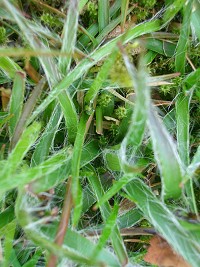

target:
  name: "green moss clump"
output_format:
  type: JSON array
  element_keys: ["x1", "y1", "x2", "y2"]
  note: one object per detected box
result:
[
  {"x1": 115, "y1": 106, "x2": 127, "y2": 120},
  {"x1": 0, "y1": 27, "x2": 7, "y2": 44},
  {"x1": 97, "y1": 92, "x2": 112, "y2": 107},
  {"x1": 40, "y1": 13, "x2": 63, "y2": 30}
]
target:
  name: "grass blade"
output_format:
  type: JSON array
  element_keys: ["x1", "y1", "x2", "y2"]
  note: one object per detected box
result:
[
  {"x1": 0, "y1": 149, "x2": 69, "y2": 195},
  {"x1": 176, "y1": 91, "x2": 197, "y2": 212},
  {"x1": 121, "y1": 0, "x2": 129, "y2": 32},
  {"x1": 163, "y1": 0, "x2": 185, "y2": 24},
  {"x1": 176, "y1": 92, "x2": 191, "y2": 165},
  {"x1": 9, "y1": 71, "x2": 26, "y2": 138},
  {"x1": 0, "y1": 57, "x2": 22, "y2": 79},
  {"x1": 58, "y1": 0, "x2": 79, "y2": 75},
  {"x1": 98, "y1": 0, "x2": 109, "y2": 32},
  {"x1": 87, "y1": 168, "x2": 128, "y2": 266},
  {"x1": 147, "y1": 106, "x2": 184, "y2": 199},
  {"x1": 175, "y1": 0, "x2": 193, "y2": 74},
  {"x1": 124, "y1": 178, "x2": 200, "y2": 267},
  {"x1": 120, "y1": 53, "x2": 150, "y2": 169},
  {"x1": 191, "y1": 0, "x2": 200, "y2": 41},
  {"x1": 31, "y1": 104, "x2": 63, "y2": 166},
  {"x1": 10, "y1": 78, "x2": 46, "y2": 149},
  {"x1": 0, "y1": 121, "x2": 41, "y2": 180}
]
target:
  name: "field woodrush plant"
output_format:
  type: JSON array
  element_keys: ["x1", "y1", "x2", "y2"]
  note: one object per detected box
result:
[{"x1": 0, "y1": 0, "x2": 199, "y2": 266}]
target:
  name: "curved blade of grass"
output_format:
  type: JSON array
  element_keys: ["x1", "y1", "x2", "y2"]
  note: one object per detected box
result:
[
  {"x1": 58, "y1": 91, "x2": 78, "y2": 144},
  {"x1": 163, "y1": 0, "x2": 185, "y2": 25},
  {"x1": 0, "y1": 206, "x2": 15, "y2": 230},
  {"x1": 147, "y1": 106, "x2": 184, "y2": 199},
  {"x1": 71, "y1": 113, "x2": 89, "y2": 226},
  {"x1": 145, "y1": 38, "x2": 176, "y2": 57},
  {"x1": 183, "y1": 68, "x2": 200, "y2": 90},
  {"x1": 175, "y1": 0, "x2": 193, "y2": 74},
  {"x1": 191, "y1": 0, "x2": 200, "y2": 41},
  {"x1": 2, "y1": 221, "x2": 16, "y2": 267},
  {"x1": 120, "y1": 54, "x2": 150, "y2": 169},
  {"x1": 0, "y1": 57, "x2": 22, "y2": 79},
  {"x1": 94, "y1": 174, "x2": 137, "y2": 210},
  {"x1": 87, "y1": 168, "x2": 128, "y2": 266},
  {"x1": 0, "y1": 148, "x2": 70, "y2": 195},
  {"x1": 98, "y1": 0, "x2": 109, "y2": 32},
  {"x1": 9, "y1": 71, "x2": 26, "y2": 138},
  {"x1": 92, "y1": 203, "x2": 119, "y2": 261},
  {"x1": 31, "y1": 104, "x2": 63, "y2": 166},
  {"x1": 22, "y1": 249, "x2": 42, "y2": 267},
  {"x1": 59, "y1": 0, "x2": 79, "y2": 75},
  {"x1": 0, "y1": 121, "x2": 41, "y2": 179},
  {"x1": 10, "y1": 78, "x2": 46, "y2": 149},
  {"x1": 176, "y1": 91, "x2": 197, "y2": 212},
  {"x1": 187, "y1": 145, "x2": 200, "y2": 177},
  {"x1": 124, "y1": 178, "x2": 200, "y2": 267},
  {"x1": 27, "y1": 19, "x2": 161, "y2": 124},
  {"x1": 79, "y1": 0, "x2": 88, "y2": 12}
]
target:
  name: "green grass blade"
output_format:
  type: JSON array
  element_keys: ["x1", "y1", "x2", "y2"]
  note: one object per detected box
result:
[
  {"x1": 22, "y1": 249, "x2": 42, "y2": 267},
  {"x1": 0, "y1": 149, "x2": 69, "y2": 195},
  {"x1": 145, "y1": 38, "x2": 176, "y2": 57},
  {"x1": 0, "y1": 121, "x2": 41, "y2": 179},
  {"x1": 98, "y1": 0, "x2": 110, "y2": 32},
  {"x1": 191, "y1": 0, "x2": 200, "y2": 41},
  {"x1": 175, "y1": 0, "x2": 193, "y2": 74},
  {"x1": 71, "y1": 113, "x2": 88, "y2": 225},
  {"x1": 124, "y1": 178, "x2": 200, "y2": 267},
  {"x1": 94, "y1": 174, "x2": 136, "y2": 209},
  {"x1": 92, "y1": 203, "x2": 119, "y2": 261},
  {"x1": 176, "y1": 92, "x2": 190, "y2": 165},
  {"x1": 0, "y1": 57, "x2": 22, "y2": 79},
  {"x1": 120, "y1": 55, "x2": 150, "y2": 169},
  {"x1": 87, "y1": 168, "x2": 128, "y2": 266},
  {"x1": 10, "y1": 78, "x2": 46, "y2": 149},
  {"x1": 183, "y1": 68, "x2": 200, "y2": 90},
  {"x1": 31, "y1": 104, "x2": 63, "y2": 166},
  {"x1": 79, "y1": 0, "x2": 88, "y2": 12},
  {"x1": 9, "y1": 71, "x2": 26, "y2": 138},
  {"x1": 121, "y1": 0, "x2": 129, "y2": 31},
  {"x1": 188, "y1": 145, "x2": 200, "y2": 174},
  {"x1": 0, "y1": 206, "x2": 15, "y2": 230},
  {"x1": 59, "y1": 0, "x2": 79, "y2": 75},
  {"x1": 176, "y1": 91, "x2": 197, "y2": 212},
  {"x1": 163, "y1": 0, "x2": 185, "y2": 24},
  {"x1": 58, "y1": 91, "x2": 78, "y2": 144},
  {"x1": 147, "y1": 106, "x2": 184, "y2": 199},
  {"x1": 2, "y1": 221, "x2": 16, "y2": 267}
]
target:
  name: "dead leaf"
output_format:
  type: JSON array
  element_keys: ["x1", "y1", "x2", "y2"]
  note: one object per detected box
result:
[
  {"x1": 144, "y1": 235, "x2": 192, "y2": 267},
  {"x1": 0, "y1": 87, "x2": 11, "y2": 111}
]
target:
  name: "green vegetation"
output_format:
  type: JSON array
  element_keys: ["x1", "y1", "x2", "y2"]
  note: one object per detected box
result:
[{"x1": 0, "y1": 0, "x2": 199, "y2": 266}]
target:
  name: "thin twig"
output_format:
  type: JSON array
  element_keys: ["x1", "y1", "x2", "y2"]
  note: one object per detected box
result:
[{"x1": 47, "y1": 177, "x2": 73, "y2": 267}]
